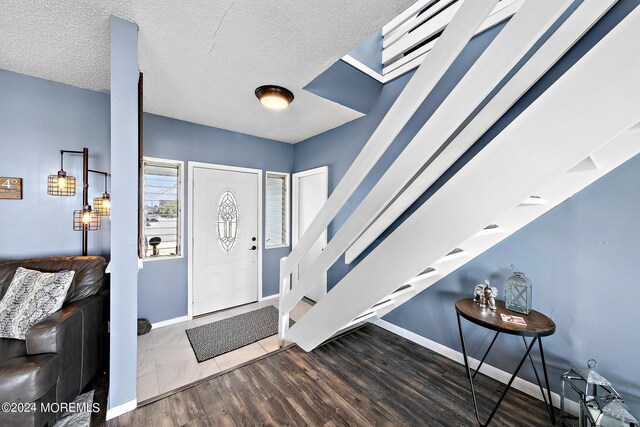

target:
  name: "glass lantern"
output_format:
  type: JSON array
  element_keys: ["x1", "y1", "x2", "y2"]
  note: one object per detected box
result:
[
  {"x1": 561, "y1": 359, "x2": 638, "y2": 427},
  {"x1": 505, "y1": 265, "x2": 532, "y2": 314}
]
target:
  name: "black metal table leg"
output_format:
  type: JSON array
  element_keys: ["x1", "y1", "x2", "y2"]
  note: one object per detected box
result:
[
  {"x1": 458, "y1": 313, "x2": 541, "y2": 426},
  {"x1": 472, "y1": 331, "x2": 500, "y2": 380},
  {"x1": 522, "y1": 336, "x2": 556, "y2": 423},
  {"x1": 539, "y1": 337, "x2": 556, "y2": 424}
]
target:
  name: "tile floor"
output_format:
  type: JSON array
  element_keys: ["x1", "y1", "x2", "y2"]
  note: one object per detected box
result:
[{"x1": 136, "y1": 298, "x2": 313, "y2": 402}]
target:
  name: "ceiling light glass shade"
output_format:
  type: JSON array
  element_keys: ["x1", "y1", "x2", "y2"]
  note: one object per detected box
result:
[
  {"x1": 48, "y1": 170, "x2": 76, "y2": 196},
  {"x1": 93, "y1": 193, "x2": 111, "y2": 216},
  {"x1": 255, "y1": 85, "x2": 294, "y2": 110},
  {"x1": 73, "y1": 205, "x2": 101, "y2": 231}
]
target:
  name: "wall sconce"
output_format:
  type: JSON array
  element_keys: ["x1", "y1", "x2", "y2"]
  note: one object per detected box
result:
[
  {"x1": 47, "y1": 151, "x2": 77, "y2": 196},
  {"x1": 91, "y1": 170, "x2": 111, "y2": 216},
  {"x1": 73, "y1": 205, "x2": 101, "y2": 231},
  {"x1": 47, "y1": 147, "x2": 109, "y2": 255}
]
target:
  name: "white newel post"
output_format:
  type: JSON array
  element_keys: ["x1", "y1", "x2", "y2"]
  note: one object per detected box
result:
[{"x1": 278, "y1": 257, "x2": 291, "y2": 346}]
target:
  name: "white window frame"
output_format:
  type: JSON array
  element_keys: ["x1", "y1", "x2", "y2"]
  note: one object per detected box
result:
[
  {"x1": 141, "y1": 156, "x2": 185, "y2": 262},
  {"x1": 265, "y1": 171, "x2": 290, "y2": 249}
]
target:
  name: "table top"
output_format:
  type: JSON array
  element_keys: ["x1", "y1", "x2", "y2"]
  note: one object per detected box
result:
[{"x1": 456, "y1": 298, "x2": 555, "y2": 337}]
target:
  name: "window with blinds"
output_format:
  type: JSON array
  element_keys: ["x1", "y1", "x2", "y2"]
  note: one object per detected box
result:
[
  {"x1": 141, "y1": 158, "x2": 183, "y2": 259},
  {"x1": 265, "y1": 172, "x2": 290, "y2": 249}
]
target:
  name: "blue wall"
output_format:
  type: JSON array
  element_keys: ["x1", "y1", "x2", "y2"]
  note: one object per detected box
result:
[
  {"x1": 0, "y1": 67, "x2": 294, "y2": 326},
  {"x1": 304, "y1": 60, "x2": 382, "y2": 114},
  {"x1": 0, "y1": 70, "x2": 111, "y2": 259},
  {"x1": 138, "y1": 113, "x2": 293, "y2": 324},
  {"x1": 293, "y1": 0, "x2": 640, "y2": 415},
  {"x1": 348, "y1": 29, "x2": 383, "y2": 74}
]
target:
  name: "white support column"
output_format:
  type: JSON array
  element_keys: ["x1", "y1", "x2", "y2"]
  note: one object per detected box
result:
[{"x1": 107, "y1": 15, "x2": 139, "y2": 420}]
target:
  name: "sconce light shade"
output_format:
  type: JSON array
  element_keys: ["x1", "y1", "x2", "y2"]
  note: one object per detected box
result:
[
  {"x1": 73, "y1": 205, "x2": 101, "y2": 231},
  {"x1": 48, "y1": 171, "x2": 76, "y2": 196},
  {"x1": 93, "y1": 193, "x2": 111, "y2": 216}
]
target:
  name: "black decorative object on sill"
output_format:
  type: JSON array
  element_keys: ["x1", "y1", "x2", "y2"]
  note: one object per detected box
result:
[{"x1": 137, "y1": 319, "x2": 152, "y2": 336}]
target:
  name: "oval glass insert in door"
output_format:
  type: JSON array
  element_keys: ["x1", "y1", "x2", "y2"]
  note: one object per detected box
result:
[{"x1": 216, "y1": 189, "x2": 239, "y2": 253}]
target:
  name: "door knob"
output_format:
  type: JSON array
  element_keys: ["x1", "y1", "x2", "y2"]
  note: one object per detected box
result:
[
  {"x1": 252, "y1": 237, "x2": 257, "y2": 241},
  {"x1": 250, "y1": 246, "x2": 257, "y2": 251}
]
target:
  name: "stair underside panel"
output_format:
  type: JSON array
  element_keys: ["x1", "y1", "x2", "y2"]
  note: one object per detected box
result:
[
  {"x1": 373, "y1": 125, "x2": 640, "y2": 321},
  {"x1": 286, "y1": 8, "x2": 640, "y2": 351},
  {"x1": 345, "y1": 0, "x2": 620, "y2": 264}
]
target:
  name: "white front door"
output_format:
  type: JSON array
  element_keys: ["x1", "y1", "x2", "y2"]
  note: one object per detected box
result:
[
  {"x1": 192, "y1": 166, "x2": 259, "y2": 316},
  {"x1": 292, "y1": 166, "x2": 328, "y2": 302}
]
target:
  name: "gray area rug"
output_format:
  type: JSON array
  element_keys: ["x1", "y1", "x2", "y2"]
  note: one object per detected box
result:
[
  {"x1": 53, "y1": 390, "x2": 94, "y2": 427},
  {"x1": 186, "y1": 305, "x2": 292, "y2": 362}
]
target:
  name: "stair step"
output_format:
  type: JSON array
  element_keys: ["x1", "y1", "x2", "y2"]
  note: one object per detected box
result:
[
  {"x1": 406, "y1": 268, "x2": 438, "y2": 284},
  {"x1": 370, "y1": 299, "x2": 395, "y2": 311},
  {"x1": 567, "y1": 155, "x2": 599, "y2": 173},
  {"x1": 436, "y1": 248, "x2": 466, "y2": 263},
  {"x1": 345, "y1": 312, "x2": 377, "y2": 328},
  {"x1": 475, "y1": 224, "x2": 504, "y2": 236},
  {"x1": 387, "y1": 284, "x2": 416, "y2": 298},
  {"x1": 520, "y1": 195, "x2": 548, "y2": 206}
]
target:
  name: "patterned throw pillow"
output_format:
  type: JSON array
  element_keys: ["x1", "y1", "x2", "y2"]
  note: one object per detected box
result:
[{"x1": 0, "y1": 267, "x2": 75, "y2": 340}]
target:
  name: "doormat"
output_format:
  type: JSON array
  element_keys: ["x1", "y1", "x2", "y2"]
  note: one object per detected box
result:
[{"x1": 185, "y1": 305, "x2": 293, "y2": 362}]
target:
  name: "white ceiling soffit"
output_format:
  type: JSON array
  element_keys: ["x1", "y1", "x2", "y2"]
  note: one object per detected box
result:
[{"x1": 0, "y1": 0, "x2": 415, "y2": 144}]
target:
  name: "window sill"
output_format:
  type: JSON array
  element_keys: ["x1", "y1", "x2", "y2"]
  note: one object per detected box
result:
[
  {"x1": 265, "y1": 244, "x2": 290, "y2": 250},
  {"x1": 141, "y1": 255, "x2": 184, "y2": 263}
]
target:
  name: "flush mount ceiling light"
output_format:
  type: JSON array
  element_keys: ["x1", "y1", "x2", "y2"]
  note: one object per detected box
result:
[{"x1": 255, "y1": 85, "x2": 294, "y2": 110}]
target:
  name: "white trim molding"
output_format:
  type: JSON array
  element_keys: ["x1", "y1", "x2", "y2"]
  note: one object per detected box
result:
[
  {"x1": 106, "y1": 398, "x2": 137, "y2": 421},
  {"x1": 151, "y1": 315, "x2": 190, "y2": 329},
  {"x1": 373, "y1": 319, "x2": 575, "y2": 411},
  {"x1": 187, "y1": 161, "x2": 264, "y2": 318},
  {"x1": 258, "y1": 293, "x2": 279, "y2": 302}
]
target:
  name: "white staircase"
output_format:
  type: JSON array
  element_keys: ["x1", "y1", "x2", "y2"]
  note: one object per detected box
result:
[{"x1": 279, "y1": 0, "x2": 640, "y2": 352}]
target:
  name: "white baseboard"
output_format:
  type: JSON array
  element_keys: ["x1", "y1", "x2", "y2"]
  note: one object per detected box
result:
[
  {"x1": 106, "y1": 398, "x2": 137, "y2": 420},
  {"x1": 151, "y1": 315, "x2": 190, "y2": 329},
  {"x1": 374, "y1": 319, "x2": 578, "y2": 414},
  {"x1": 259, "y1": 293, "x2": 279, "y2": 302}
]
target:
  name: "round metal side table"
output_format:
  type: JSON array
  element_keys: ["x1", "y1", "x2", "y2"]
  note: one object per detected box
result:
[{"x1": 456, "y1": 298, "x2": 556, "y2": 426}]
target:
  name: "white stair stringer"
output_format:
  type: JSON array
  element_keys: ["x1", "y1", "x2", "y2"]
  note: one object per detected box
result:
[
  {"x1": 371, "y1": 124, "x2": 640, "y2": 322},
  {"x1": 284, "y1": 8, "x2": 640, "y2": 351}
]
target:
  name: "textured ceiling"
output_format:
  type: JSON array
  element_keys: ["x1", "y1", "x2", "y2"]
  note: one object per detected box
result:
[{"x1": 0, "y1": 0, "x2": 414, "y2": 143}]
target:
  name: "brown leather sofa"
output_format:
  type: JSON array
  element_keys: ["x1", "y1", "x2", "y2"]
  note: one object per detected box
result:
[{"x1": 0, "y1": 256, "x2": 107, "y2": 427}]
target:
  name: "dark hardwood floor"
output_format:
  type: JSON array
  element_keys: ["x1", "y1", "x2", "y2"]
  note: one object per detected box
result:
[{"x1": 108, "y1": 325, "x2": 555, "y2": 426}]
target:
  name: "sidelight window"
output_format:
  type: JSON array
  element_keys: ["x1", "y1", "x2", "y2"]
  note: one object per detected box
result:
[
  {"x1": 140, "y1": 158, "x2": 184, "y2": 260},
  {"x1": 265, "y1": 172, "x2": 290, "y2": 249}
]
